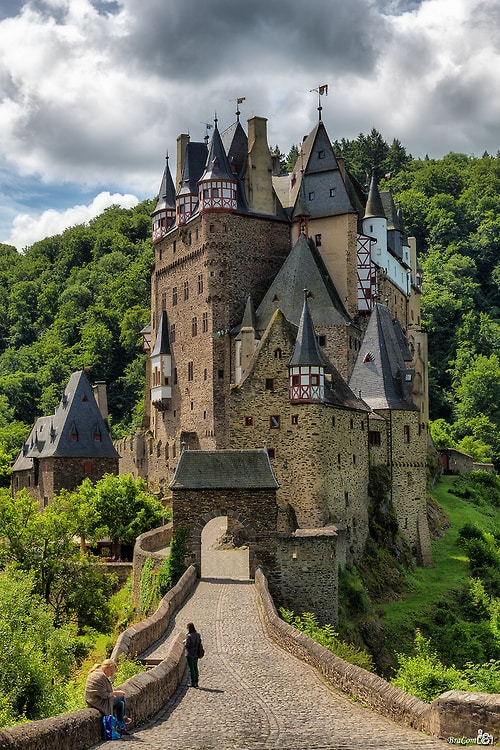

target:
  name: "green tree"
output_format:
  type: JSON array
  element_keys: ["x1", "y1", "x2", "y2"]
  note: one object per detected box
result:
[{"x1": 85, "y1": 473, "x2": 165, "y2": 547}]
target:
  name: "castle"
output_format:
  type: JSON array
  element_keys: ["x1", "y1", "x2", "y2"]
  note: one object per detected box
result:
[{"x1": 115, "y1": 105, "x2": 432, "y2": 619}]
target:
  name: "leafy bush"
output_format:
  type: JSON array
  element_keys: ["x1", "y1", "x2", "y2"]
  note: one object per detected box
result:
[
  {"x1": 392, "y1": 630, "x2": 468, "y2": 702},
  {"x1": 279, "y1": 608, "x2": 374, "y2": 671}
]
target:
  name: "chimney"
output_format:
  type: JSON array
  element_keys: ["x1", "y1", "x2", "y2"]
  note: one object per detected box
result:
[
  {"x1": 92, "y1": 382, "x2": 109, "y2": 428},
  {"x1": 245, "y1": 116, "x2": 275, "y2": 215}
]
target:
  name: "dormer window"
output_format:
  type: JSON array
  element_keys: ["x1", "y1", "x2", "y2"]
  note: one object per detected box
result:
[
  {"x1": 70, "y1": 424, "x2": 78, "y2": 442},
  {"x1": 94, "y1": 426, "x2": 102, "y2": 442}
]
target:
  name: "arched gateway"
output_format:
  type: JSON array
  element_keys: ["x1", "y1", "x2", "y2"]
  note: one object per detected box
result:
[{"x1": 169, "y1": 449, "x2": 279, "y2": 578}]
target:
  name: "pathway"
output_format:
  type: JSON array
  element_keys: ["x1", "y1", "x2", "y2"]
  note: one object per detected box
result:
[{"x1": 94, "y1": 518, "x2": 451, "y2": 749}]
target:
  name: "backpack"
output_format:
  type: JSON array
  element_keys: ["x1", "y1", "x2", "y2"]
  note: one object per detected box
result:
[{"x1": 102, "y1": 714, "x2": 122, "y2": 740}]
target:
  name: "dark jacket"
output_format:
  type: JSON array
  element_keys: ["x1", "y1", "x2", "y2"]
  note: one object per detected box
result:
[{"x1": 184, "y1": 630, "x2": 202, "y2": 659}]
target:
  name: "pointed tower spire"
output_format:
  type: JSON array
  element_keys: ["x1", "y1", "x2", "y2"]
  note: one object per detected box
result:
[
  {"x1": 198, "y1": 118, "x2": 237, "y2": 214},
  {"x1": 364, "y1": 170, "x2": 385, "y2": 219},
  {"x1": 152, "y1": 153, "x2": 176, "y2": 243},
  {"x1": 150, "y1": 309, "x2": 172, "y2": 411},
  {"x1": 289, "y1": 290, "x2": 325, "y2": 403}
]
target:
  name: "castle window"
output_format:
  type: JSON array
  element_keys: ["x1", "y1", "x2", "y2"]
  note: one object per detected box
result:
[
  {"x1": 245, "y1": 416, "x2": 253, "y2": 426},
  {"x1": 43, "y1": 496, "x2": 48, "y2": 507},
  {"x1": 369, "y1": 431, "x2": 381, "y2": 446},
  {"x1": 344, "y1": 491, "x2": 349, "y2": 507},
  {"x1": 172, "y1": 287, "x2": 178, "y2": 306},
  {"x1": 183, "y1": 280, "x2": 189, "y2": 301},
  {"x1": 188, "y1": 361, "x2": 194, "y2": 381},
  {"x1": 270, "y1": 415, "x2": 280, "y2": 429},
  {"x1": 170, "y1": 324, "x2": 176, "y2": 343},
  {"x1": 188, "y1": 231, "x2": 192, "y2": 246},
  {"x1": 360, "y1": 420, "x2": 365, "y2": 431},
  {"x1": 70, "y1": 425, "x2": 78, "y2": 441},
  {"x1": 318, "y1": 149, "x2": 325, "y2": 159},
  {"x1": 330, "y1": 187, "x2": 336, "y2": 197},
  {"x1": 222, "y1": 223, "x2": 227, "y2": 233},
  {"x1": 353, "y1": 454, "x2": 356, "y2": 465},
  {"x1": 174, "y1": 367, "x2": 178, "y2": 384},
  {"x1": 191, "y1": 401, "x2": 194, "y2": 410},
  {"x1": 192, "y1": 317, "x2": 198, "y2": 337},
  {"x1": 218, "y1": 369, "x2": 224, "y2": 379},
  {"x1": 338, "y1": 452, "x2": 341, "y2": 464},
  {"x1": 173, "y1": 240, "x2": 176, "y2": 253},
  {"x1": 274, "y1": 348, "x2": 282, "y2": 359},
  {"x1": 161, "y1": 291, "x2": 166, "y2": 310},
  {"x1": 265, "y1": 378, "x2": 274, "y2": 391},
  {"x1": 315, "y1": 234, "x2": 322, "y2": 247},
  {"x1": 332, "y1": 416, "x2": 335, "y2": 428},
  {"x1": 210, "y1": 224, "x2": 215, "y2": 233},
  {"x1": 292, "y1": 374, "x2": 300, "y2": 386},
  {"x1": 94, "y1": 427, "x2": 102, "y2": 442},
  {"x1": 203, "y1": 411, "x2": 207, "y2": 419},
  {"x1": 291, "y1": 414, "x2": 298, "y2": 425},
  {"x1": 84, "y1": 461, "x2": 92, "y2": 475},
  {"x1": 308, "y1": 191, "x2": 315, "y2": 201},
  {"x1": 198, "y1": 274, "x2": 204, "y2": 294},
  {"x1": 350, "y1": 418, "x2": 354, "y2": 429},
  {"x1": 311, "y1": 374, "x2": 320, "y2": 386},
  {"x1": 202, "y1": 312, "x2": 208, "y2": 333},
  {"x1": 267, "y1": 448, "x2": 275, "y2": 459},
  {"x1": 204, "y1": 368, "x2": 208, "y2": 381},
  {"x1": 404, "y1": 425, "x2": 410, "y2": 443}
]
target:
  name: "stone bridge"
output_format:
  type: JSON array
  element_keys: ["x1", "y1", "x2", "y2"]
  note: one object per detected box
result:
[{"x1": 0, "y1": 521, "x2": 498, "y2": 750}]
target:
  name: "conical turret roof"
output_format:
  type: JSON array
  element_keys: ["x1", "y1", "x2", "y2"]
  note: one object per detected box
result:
[
  {"x1": 151, "y1": 309, "x2": 171, "y2": 357},
  {"x1": 364, "y1": 171, "x2": 385, "y2": 220},
  {"x1": 153, "y1": 155, "x2": 176, "y2": 213},
  {"x1": 289, "y1": 291, "x2": 324, "y2": 367}
]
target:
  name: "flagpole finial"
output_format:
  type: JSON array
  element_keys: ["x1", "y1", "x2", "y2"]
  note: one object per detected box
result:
[
  {"x1": 309, "y1": 84, "x2": 329, "y2": 121},
  {"x1": 235, "y1": 96, "x2": 246, "y2": 122}
]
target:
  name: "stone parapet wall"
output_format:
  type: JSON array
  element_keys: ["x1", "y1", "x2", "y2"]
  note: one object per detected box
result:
[
  {"x1": 0, "y1": 635, "x2": 186, "y2": 750},
  {"x1": 255, "y1": 567, "x2": 500, "y2": 742},
  {"x1": 132, "y1": 523, "x2": 173, "y2": 605},
  {"x1": 0, "y1": 566, "x2": 197, "y2": 750},
  {"x1": 116, "y1": 564, "x2": 197, "y2": 660}
]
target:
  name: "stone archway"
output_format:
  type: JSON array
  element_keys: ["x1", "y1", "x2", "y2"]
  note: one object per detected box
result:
[
  {"x1": 169, "y1": 449, "x2": 279, "y2": 581},
  {"x1": 199, "y1": 511, "x2": 255, "y2": 581}
]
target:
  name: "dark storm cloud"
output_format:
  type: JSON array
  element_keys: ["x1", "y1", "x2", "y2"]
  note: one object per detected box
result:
[{"x1": 118, "y1": 0, "x2": 388, "y2": 81}]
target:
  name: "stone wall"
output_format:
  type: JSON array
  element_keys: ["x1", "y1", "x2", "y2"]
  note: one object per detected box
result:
[
  {"x1": 274, "y1": 528, "x2": 344, "y2": 626},
  {"x1": 131, "y1": 523, "x2": 173, "y2": 606},
  {"x1": 255, "y1": 567, "x2": 500, "y2": 742},
  {"x1": 172, "y1": 489, "x2": 277, "y2": 577},
  {"x1": 0, "y1": 570, "x2": 196, "y2": 750}
]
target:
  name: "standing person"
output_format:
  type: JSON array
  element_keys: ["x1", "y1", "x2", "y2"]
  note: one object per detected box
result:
[
  {"x1": 184, "y1": 622, "x2": 203, "y2": 687},
  {"x1": 84, "y1": 658, "x2": 132, "y2": 733}
]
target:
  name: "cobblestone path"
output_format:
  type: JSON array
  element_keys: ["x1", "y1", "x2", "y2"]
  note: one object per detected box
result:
[{"x1": 95, "y1": 520, "x2": 451, "y2": 749}]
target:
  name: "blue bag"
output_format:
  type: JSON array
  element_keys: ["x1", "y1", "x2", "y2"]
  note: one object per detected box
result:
[{"x1": 102, "y1": 714, "x2": 122, "y2": 740}]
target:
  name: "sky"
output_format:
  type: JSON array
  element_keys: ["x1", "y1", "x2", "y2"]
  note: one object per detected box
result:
[{"x1": 1, "y1": 0, "x2": 500, "y2": 251}]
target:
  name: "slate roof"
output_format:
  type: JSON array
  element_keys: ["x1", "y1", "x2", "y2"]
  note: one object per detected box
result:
[
  {"x1": 177, "y1": 141, "x2": 207, "y2": 196},
  {"x1": 364, "y1": 172, "x2": 385, "y2": 219},
  {"x1": 289, "y1": 293, "x2": 324, "y2": 367},
  {"x1": 12, "y1": 370, "x2": 119, "y2": 470},
  {"x1": 393, "y1": 317, "x2": 413, "y2": 362},
  {"x1": 200, "y1": 123, "x2": 235, "y2": 183},
  {"x1": 151, "y1": 309, "x2": 171, "y2": 357},
  {"x1": 349, "y1": 304, "x2": 418, "y2": 411},
  {"x1": 169, "y1": 449, "x2": 280, "y2": 490},
  {"x1": 220, "y1": 120, "x2": 248, "y2": 180},
  {"x1": 255, "y1": 233, "x2": 353, "y2": 331},
  {"x1": 153, "y1": 156, "x2": 176, "y2": 213}
]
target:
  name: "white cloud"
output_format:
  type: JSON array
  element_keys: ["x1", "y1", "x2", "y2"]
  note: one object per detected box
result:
[
  {"x1": 5, "y1": 191, "x2": 139, "y2": 250},
  {"x1": 1, "y1": 0, "x2": 500, "y2": 249}
]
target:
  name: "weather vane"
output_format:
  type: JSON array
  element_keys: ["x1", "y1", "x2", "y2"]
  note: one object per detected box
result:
[
  {"x1": 228, "y1": 97, "x2": 246, "y2": 121},
  {"x1": 309, "y1": 84, "x2": 329, "y2": 120}
]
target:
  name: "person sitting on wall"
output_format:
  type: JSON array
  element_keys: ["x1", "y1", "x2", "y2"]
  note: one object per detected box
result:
[{"x1": 84, "y1": 658, "x2": 132, "y2": 733}]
